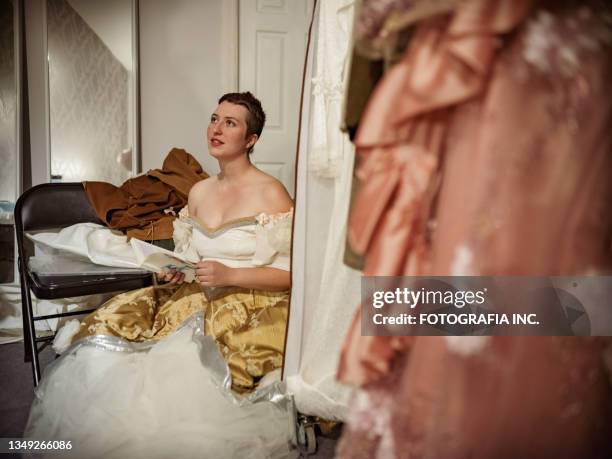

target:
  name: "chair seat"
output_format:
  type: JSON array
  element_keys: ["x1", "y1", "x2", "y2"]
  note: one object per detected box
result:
[{"x1": 28, "y1": 271, "x2": 153, "y2": 300}]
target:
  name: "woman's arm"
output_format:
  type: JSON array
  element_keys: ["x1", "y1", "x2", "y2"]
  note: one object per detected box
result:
[{"x1": 196, "y1": 260, "x2": 290, "y2": 291}]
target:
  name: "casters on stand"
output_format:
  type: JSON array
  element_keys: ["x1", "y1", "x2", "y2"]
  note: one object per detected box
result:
[{"x1": 296, "y1": 414, "x2": 318, "y2": 456}]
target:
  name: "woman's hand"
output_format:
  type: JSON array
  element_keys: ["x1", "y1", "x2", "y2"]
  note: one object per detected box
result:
[
  {"x1": 195, "y1": 260, "x2": 235, "y2": 287},
  {"x1": 157, "y1": 268, "x2": 185, "y2": 285}
]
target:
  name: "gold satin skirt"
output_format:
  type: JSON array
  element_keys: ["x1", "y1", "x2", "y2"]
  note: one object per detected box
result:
[{"x1": 71, "y1": 283, "x2": 289, "y2": 393}]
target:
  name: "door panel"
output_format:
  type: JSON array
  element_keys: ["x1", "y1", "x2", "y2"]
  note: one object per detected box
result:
[{"x1": 239, "y1": 0, "x2": 313, "y2": 196}]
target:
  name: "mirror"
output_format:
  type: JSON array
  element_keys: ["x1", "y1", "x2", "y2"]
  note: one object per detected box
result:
[
  {"x1": 0, "y1": 0, "x2": 17, "y2": 284},
  {"x1": 47, "y1": 0, "x2": 137, "y2": 184}
]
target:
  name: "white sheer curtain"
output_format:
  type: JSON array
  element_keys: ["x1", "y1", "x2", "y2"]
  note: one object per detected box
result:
[{"x1": 285, "y1": 0, "x2": 360, "y2": 421}]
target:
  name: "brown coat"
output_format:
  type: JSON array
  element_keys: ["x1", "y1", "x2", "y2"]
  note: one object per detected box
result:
[{"x1": 84, "y1": 148, "x2": 209, "y2": 240}]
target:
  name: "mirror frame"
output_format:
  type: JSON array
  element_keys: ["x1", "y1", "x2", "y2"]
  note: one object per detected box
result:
[
  {"x1": 34, "y1": 0, "x2": 141, "y2": 183},
  {"x1": 8, "y1": 0, "x2": 23, "y2": 284},
  {"x1": 14, "y1": 0, "x2": 23, "y2": 202}
]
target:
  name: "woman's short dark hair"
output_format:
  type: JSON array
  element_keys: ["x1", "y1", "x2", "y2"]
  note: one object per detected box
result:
[{"x1": 218, "y1": 92, "x2": 266, "y2": 154}]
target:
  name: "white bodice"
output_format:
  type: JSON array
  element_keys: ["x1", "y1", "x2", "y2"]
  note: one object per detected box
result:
[{"x1": 172, "y1": 208, "x2": 293, "y2": 271}]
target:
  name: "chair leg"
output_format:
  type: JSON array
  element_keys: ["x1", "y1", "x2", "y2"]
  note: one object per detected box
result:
[
  {"x1": 20, "y1": 268, "x2": 41, "y2": 385},
  {"x1": 18, "y1": 260, "x2": 32, "y2": 363},
  {"x1": 25, "y1": 288, "x2": 42, "y2": 386}
]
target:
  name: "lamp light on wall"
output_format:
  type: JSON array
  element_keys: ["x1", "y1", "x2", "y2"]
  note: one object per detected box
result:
[{"x1": 117, "y1": 147, "x2": 132, "y2": 174}]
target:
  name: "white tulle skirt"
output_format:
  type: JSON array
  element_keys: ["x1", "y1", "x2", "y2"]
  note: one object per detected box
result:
[{"x1": 25, "y1": 316, "x2": 297, "y2": 459}]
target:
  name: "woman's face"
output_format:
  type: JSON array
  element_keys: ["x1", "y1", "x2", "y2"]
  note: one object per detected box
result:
[{"x1": 207, "y1": 101, "x2": 256, "y2": 159}]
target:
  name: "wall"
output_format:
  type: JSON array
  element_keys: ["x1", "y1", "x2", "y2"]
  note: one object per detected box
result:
[{"x1": 140, "y1": 0, "x2": 225, "y2": 175}]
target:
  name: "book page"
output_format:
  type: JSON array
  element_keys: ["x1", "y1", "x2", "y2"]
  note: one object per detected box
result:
[{"x1": 130, "y1": 238, "x2": 197, "y2": 282}]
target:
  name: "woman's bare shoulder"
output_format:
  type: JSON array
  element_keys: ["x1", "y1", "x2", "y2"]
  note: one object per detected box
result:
[
  {"x1": 255, "y1": 174, "x2": 293, "y2": 214},
  {"x1": 190, "y1": 176, "x2": 217, "y2": 192},
  {"x1": 188, "y1": 177, "x2": 217, "y2": 212}
]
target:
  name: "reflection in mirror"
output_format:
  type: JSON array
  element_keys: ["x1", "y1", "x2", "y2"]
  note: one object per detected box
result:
[
  {"x1": 47, "y1": 0, "x2": 135, "y2": 184},
  {"x1": 0, "y1": 0, "x2": 16, "y2": 283}
]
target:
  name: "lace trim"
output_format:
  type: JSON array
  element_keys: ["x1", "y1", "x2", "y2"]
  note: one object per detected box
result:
[
  {"x1": 182, "y1": 206, "x2": 293, "y2": 232},
  {"x1": 178, "y1": 206, "x2": 190, "y2": 221},
  {"x1": 255, "y1": 208, "x2": 294, "y2": 228}
]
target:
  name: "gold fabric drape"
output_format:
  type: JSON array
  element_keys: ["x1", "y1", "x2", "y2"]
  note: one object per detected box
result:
[{"x1": 72, "y1": 283, "x2": 288, "y2": 393}]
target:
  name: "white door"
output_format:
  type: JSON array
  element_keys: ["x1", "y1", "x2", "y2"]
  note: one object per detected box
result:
[{"x1": 239, "y1": 0, "x2": 313, "y2": 196}]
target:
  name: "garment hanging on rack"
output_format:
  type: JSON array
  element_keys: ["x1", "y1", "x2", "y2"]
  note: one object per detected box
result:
[
  {"x1": 284, "y1": 0, "x2": 362, "y2": 421},
  {"x1": 341, "y1": 0, "x2": 459, "y2": 268},
  {"x1": 336, "y1": 0, "x2": 612, "y2": 457},
  {"x1": 309, "y1": 0, "x2": 355, "y2": 178}
]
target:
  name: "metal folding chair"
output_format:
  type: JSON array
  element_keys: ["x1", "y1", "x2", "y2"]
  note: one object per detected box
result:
[{"x1": 15, "y1": 183, "x2": 154, "y2": 385}]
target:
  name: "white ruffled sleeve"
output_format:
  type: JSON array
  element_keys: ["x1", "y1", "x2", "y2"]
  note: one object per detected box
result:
[
  {"x1": 252, "y1": 209, "x2": 293, "y2": 271},
  {"x1": 172, "y1": 207, "x2": 200, "y2": 263}
]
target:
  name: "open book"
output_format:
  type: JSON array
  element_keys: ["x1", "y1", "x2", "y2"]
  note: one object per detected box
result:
[{"x1": 130, "y1": 238, "x2": 197, "y2": 283}]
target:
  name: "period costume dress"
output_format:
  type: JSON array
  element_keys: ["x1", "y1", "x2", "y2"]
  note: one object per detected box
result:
[
  {"x1": 336, "y1": 0, "x2": 612, "y2": 457},
  {"x1": 25, "y1": 208, "x2": 296, "y2": 458}
]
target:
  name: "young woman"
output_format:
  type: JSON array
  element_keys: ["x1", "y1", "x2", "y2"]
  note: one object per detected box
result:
[
  {"x1": 161, "y1": 92, "x2": 292, "y2": 292},
  {"x1": 25, "y1": 92, "x2": 296, "y2": 458}
]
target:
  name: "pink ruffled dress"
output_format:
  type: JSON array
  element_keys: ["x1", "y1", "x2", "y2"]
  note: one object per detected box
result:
[{"x1": 337, "y1": 0, "x2": 612, "y2": 457}]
